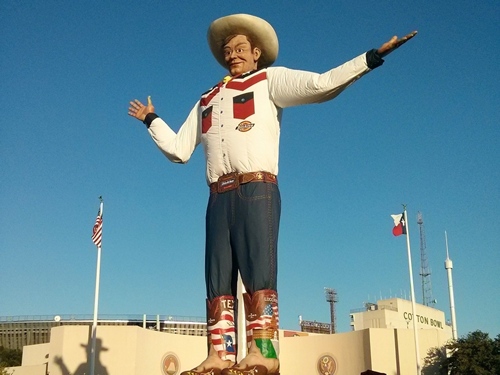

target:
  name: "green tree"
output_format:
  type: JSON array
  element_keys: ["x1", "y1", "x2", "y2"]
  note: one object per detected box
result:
[
  {"x1": 0, "y1": 346, "x2": 22, "y2": 367},
  {"x1": 423, "y1": 345, "x2": 448, "y2": 375},
  {"x1": 423, "y1": 331, "x2": 500, "y2": 375}
]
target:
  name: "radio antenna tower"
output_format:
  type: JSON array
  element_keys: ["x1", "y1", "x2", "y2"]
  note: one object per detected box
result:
[
  {"x1": 324, "y1": 288, "x2": 338, "y2": 334},
  {"x1": 417, "y1": 212, "x2": 436, "y2": 307}
]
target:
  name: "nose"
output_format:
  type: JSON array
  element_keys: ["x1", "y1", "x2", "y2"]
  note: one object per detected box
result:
[{"x1": 229, "y1": 49, "x2": 238, "y2": 59}]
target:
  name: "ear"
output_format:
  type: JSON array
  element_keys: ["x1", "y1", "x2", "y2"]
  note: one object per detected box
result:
[{"x1": 253, "y1": 47, "x2": 262, "y2": 62}]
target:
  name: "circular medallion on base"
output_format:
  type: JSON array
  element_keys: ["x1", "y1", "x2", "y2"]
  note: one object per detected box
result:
[
  {"x1": 161, "y1": 352, "x2": 180, "y2": 375},
  {"x1": 317, "y1": 354, "x2": 337, "y2": 375}
]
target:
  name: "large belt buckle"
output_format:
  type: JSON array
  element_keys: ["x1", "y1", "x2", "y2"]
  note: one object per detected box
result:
[{"x1": 217, "y1": 172, "x2": 239, "y2": 193}]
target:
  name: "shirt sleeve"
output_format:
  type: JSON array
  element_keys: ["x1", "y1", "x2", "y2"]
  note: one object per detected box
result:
[
  {"x1": 267, "y1": 52, "x2": 372, "y2": 108},
  {"x1": 147, "y1": 101, "x2": 201, "y2": 163}
]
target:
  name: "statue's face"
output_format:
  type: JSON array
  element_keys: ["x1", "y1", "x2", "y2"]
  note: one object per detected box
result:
[{"x1": 223, "y1": 35, "x2": 261, "y2": 76}]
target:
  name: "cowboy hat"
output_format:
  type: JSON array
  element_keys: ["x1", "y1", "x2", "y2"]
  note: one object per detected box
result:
[{"x1": 207, "y1": 14, "x2": 279, "y2": 69}]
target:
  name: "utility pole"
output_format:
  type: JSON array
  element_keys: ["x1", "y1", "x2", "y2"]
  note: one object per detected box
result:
[{"x1": 324, "y1": 288, "x2": 338, "y2": 334}]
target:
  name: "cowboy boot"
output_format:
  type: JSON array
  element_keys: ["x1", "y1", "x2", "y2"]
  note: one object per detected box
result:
[
  {"x1": 181, "y1": 295, "x2": 236, "y2": 375},
  {"x1": 221, "y1": 289, "x2": 280, "y2": 375}
]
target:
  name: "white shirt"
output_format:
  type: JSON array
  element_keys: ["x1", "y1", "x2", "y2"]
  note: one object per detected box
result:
[{"x1": 148, "y1": 52, "x2": 372, "y2": 185}]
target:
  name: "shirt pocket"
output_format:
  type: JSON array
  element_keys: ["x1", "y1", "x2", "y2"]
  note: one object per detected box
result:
[
  {"x1": 233, "y1": 92, "x2": 255, "y2": 119},
  {"x1": 202, "y1": 106, "x2": 213, "y2": 134}
]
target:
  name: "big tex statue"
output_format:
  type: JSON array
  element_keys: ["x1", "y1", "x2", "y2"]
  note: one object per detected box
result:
[{"x1": 128, "y1": 13, "x2": 417, "y2": 375}]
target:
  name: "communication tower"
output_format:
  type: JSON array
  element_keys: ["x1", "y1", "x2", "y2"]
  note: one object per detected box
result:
[
  {"x1": 417, "y1": 212, "x2": 436, "y2": 307},
  {"x1": 324, "y1": 288, "x2": 338, "y2": 334}
]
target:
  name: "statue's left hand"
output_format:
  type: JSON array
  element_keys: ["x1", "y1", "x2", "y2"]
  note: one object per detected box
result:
[{"x1": 378, "y1": 31, "x2": 417, "y2": 57}]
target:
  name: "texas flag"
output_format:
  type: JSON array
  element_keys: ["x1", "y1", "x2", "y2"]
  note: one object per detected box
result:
[
  {"x1": 391, "y1": 213, "x2": 407, "y2": 236},
  {"x1": 222, "y1": 334, "x2": 235, "y2": 353}
]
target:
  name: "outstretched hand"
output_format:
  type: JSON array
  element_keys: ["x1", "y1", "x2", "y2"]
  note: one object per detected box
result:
[
  {"x1": 378, "y1": 31, "x2": 418, "y2": 57},
  {"x1": 128, "y1": 96, "x2": 155, "y2": 121}
]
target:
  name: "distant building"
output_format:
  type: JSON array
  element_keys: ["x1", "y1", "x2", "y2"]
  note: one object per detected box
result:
[
  {"x1": 349, "y1": 298, "x2": 451, "y2": 333},
  {"x1": 300, "y1": 319, "x2": 332, "y2": 334},
  {"x1": 0, "y1": 314, "x2": 206, "y2": 351}
]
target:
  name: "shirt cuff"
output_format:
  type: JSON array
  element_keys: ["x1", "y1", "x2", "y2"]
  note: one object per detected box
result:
[
  {"x1": 366, "y1": 49, "x2": 384, "y2": 69},
  {"x1": 143, "y1": 113, "x2": 159, "y2": 128}
]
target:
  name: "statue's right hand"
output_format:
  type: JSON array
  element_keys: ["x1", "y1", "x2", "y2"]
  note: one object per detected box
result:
[{"x1": 128, "y1": 96, "x2": 155, "y2": 121}]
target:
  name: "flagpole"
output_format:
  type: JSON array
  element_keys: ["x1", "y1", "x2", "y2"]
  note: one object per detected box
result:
[
  {"x1": 444, "y1": 231, "x2": 458, "y2": 340},
  {"x1": 90, "y1": 197, "x2": 103, "y2": 375},
  {"x1": 403, "y1": 207, "x2": 421, "y2": 374}
]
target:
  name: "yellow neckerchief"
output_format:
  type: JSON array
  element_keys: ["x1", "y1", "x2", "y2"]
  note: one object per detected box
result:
[{"x1": 221, "y1": 70, "x2": 257, "y2": 85}]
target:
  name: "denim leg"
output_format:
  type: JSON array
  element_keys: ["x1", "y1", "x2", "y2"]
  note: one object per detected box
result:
[
  {"x1": 231, "y1": 183, "x2": 281, "y2": 294},
  {"x1": 205, "y1": 191, "x2": 237, "y2": 300}
]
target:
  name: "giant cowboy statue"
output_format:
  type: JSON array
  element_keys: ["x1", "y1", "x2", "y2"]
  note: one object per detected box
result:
[{"x1": 128, "y1": 14, "x2": 417, "y2": 375}]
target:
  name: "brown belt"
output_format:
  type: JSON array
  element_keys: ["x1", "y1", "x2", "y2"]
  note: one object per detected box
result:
[{"x1": 210, "y1": 171, "x2": 277, "y2": 193}]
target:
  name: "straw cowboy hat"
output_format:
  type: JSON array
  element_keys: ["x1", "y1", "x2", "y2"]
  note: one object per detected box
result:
[{"x1": 207, "y1": 14, "x2": 279, "y2": 69}]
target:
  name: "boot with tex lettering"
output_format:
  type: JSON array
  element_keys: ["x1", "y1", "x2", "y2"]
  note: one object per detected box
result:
[
  {"x1": 221, "y1": 289, "x2": 280, "y2": 375},
  {"x1": 181, "y1": 295, "x2": 236, "y2": 375}
]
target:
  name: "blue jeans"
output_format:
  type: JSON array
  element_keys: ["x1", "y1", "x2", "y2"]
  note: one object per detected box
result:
[{"x1": 205, "y1": 182, "x2": 281, "y2": 300}]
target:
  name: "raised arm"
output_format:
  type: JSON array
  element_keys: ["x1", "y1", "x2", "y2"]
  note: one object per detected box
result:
[
  {"x1": 268, "y1": 30, "x2": 418, "y2": 108},
  {"x1": 127, "y1": 96, "x2": 201, "y2": 164}
]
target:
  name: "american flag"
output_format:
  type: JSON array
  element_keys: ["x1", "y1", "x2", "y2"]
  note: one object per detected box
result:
[
  {"x1": 91, "y1": 207, "x2": 103, "y2": 247},
  {"x1": 247, "y1": 303, "x2": 279, "y2": 332},
  {"x1": 208, "y1": 310, "x2": 235, "y2": 360}
]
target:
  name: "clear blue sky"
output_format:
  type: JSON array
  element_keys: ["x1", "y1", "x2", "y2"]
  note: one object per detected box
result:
[{"x1": 1, "y1": 1, "x2": 499, "y2": 339}]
